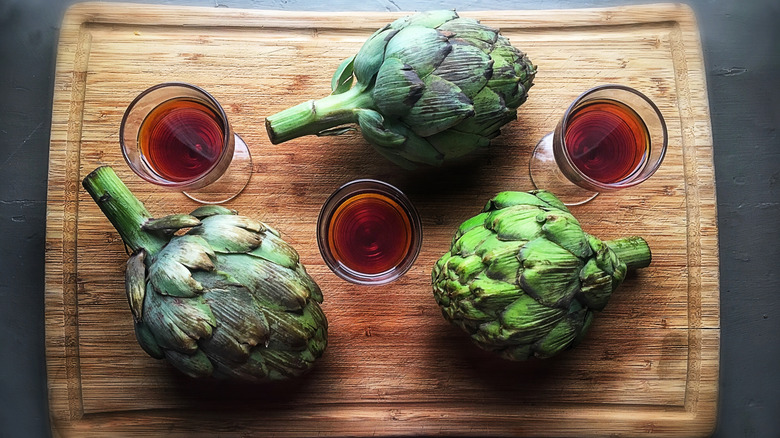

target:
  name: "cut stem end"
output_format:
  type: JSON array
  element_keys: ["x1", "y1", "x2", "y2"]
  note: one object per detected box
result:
[{"x1": 606, "y1": 237, "x2": 652, "y2": 271}]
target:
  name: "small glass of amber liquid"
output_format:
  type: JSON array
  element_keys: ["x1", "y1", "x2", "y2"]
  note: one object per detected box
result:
[
  {"x1": 529, "y1": 84, "x2": 667, "y2": 205},
  {"x1": 120, "y1": 82, "x2": 252, "y2": 204},
  {"x1": 317, "y1": 179, "x2": 422, "y2": 285}
]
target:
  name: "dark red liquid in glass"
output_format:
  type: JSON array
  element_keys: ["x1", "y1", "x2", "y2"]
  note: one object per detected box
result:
[
  {"x1": 564, "y1": 99, "x2": 649, "y2": 184},
  {"x1": 327, "y1": 193, "x2": 413, "y2": 275},
  {"x1": 139, "y1": 98, "x2": 224, "y2": 182}
]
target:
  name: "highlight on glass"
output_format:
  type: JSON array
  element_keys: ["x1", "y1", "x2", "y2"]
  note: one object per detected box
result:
[
  {"x1": 529, "y1": 84, "x2": 667, "y2": 205},
  {"x1": 120, "y1": 82, "x2": 252, "y2": 204},
  {"x1": 317, "y1": 179, "x2": 422, "y2": 285}
]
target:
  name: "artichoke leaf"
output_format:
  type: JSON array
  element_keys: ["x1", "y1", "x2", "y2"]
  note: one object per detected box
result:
[
  {"x1": 518, "y1": 238, "x2": 582, "y2": 307},
  {"x1": 436, "y1": 278, "x2": 471, "y2": 303},
  {"x1": 487, "y1": 77, "x2": 521, "y2": 109},
  {"x1": 572, "y1": 310, "x2": 596, "y2": 347},
  {"x1": 149, "y1": 256, "x2": 202, "y2": 298},
  {"x1": 200, "y1": 287, "x2": 269, "y2": 363},
  {"x1": 403, "y1": 75, "x2": 474, "y2": 137},
  {"x1": 356, "y1": 109, "x2": 406, "y2": 148},
  {"x1": 208, "y1": 346, "x2": 320, "y2": 382},
  {"x1": 500, "y1": 344, "x2": 534, "y2": 361},
  {"x1": 479, "y1": 237, "x2": 524, "y2": 283},
  {"x1": 489, "y1": 40, "x2": 524, "y2": 72},
  {"x1": 353, "y1": 27, "x2": 397, "y2": 82},
  {"x1": 372, "y1": 57, "x2": 425, "y2": 118},
  {"x1": 456, "y1": 299, "x2": 491, "y2": 322},
  {"x1": 432, "y1": 40, "x2": 493, "y2": 97},
  {"x1": 471, "y1": 321, "x2": 507, "y2": 347},
  {"x1": 589, "y1": 235, "x2": 627, "y2": 282},
  {"x1": 218, "y1": 254, "x2": 310, "y2": 311},
  {"x1": 330, "y1": 55, "x2": 355, "y2": 94},
  {"x1": 432, "y1": 252, "x2": 447, "y2": 281},
  {"x1": 364, "y1": 119, "x2": 444, "y2": 167},
  {"x1": 250, "y1": 231, "x2": 301, "y2": 270},
  {"x1": 474, "y1": 231, "x2": 522, "y2": 260},
  {"x1": 296, "y1": 265, "x2": 323, "y2": 304},
  {"x1": 472, "y1": 294, "x2": 566, "y2": 348},
  {"x1": 497, "y1": 293, "x2": 566, "y2": 344},
  {"x1": 264, "y1": 309, "x2": 314, "y2": 350},
  {"x1": 125, "y1": 248, "x2": 146, "y2": 322},
  {"x1": 540, "y1": 213, "x2": 592, "y2": 259},
  {"x1": 486, "y1": 191, "x2": 554, "y2": 211},
  {"x1": 143, "y1": 289, "x2": 214, "y2": 353},
  {"x1": 532, "y1": 190, "x2": 570, "y2": 212},
  {"x1": 577, "y1": 258, "x2": 614, "y2": 311},
  {"x1": 449, "y1": 254, "x2": 483, "y2": 284},
  {"x1": 302, "y1": 299, "x2": 329, "y2": 332},
  {"x1": 142, "y1": 214, "x2": 201, "y2": 232},
  {"x1": 438, "y1": 17, "x2": 499, "y2": 50},
  {"x1": 426, "y1": 128, "x2": 491, "y2": 160},
  {"x1": 203, "y1": 287, "x2": 270, "y2": 343},
  {"x1": 188, "y1": 215, "x2": 262, "y2": 253},
  {"x1": 454, "y1": 87, "x2": 514, "y2": 136},
  {"x1": 206, "y1": 213, "x2": 265, "y2": 233},
  {"x1": 451, "y1": 225, "x2": 493, "y2": 257},
  {"x1": 469, "y1": 275, "x2": 524, "y2": 316},
  {"x1": 453, "y1": 212, "x2": 490, "y2": 241},
  {"x1": 163, "y1": 235, "x2": 216, "y2": 271},
  {"x1": 158, "y1": 293, "x2": 216, "y2": 343},
  {"x1": 384, "y1": 26, "x2": 453, "y2": 79},
  {"x1": 262, "y1": 349, "x2": 313, "y2": 380},
  {"x1": 134, "y1": 320, "x2": 164, "y2": 359},
  {"x1": 489, "y1": 39, "x2": 535, "y2": 107},
  {"x1": 163, "y1": 349, "x2": 214, "y2": 379},
  {"x1": 395, "y1": 127, "x2": 445, "y2": 166},
  {"x1": 262, "y1": 223, "x2": 282, "y2": 238},
  {"x1": 486, "y1": 205, "x2": 544, "y2": 241},
  {"x1": 199, "y1": 328, "x2": 252, "y2": 367},
  {"x1": 190, "y1": 205, "x2": 236, "y2": 219},
  {"x1": 234, "y1": 349, "x2": 272, "y2": 382},
  {"x1": 534, "y1": 311, "x2": 584, "y2": 359}
]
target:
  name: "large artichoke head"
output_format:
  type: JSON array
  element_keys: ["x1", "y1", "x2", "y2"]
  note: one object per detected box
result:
[
  {"x1": 265, "y1": 10, "x2": 536, "y2": 169},
  {"x1": 432, "y1": 190, "x2": 651, "y2": 360},
  {"x1": 83, "y1": 166, "x2": 327, "y2": 382}
]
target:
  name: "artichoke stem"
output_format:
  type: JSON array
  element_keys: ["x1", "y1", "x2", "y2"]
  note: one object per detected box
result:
[
  {"x1": 265, "y1": 85, "x2": 375, "y2": 144},
  {"x1": 82, "y1": 166, "x2": 167, "y2": 255},
  {"x1": 605, "y1": 237, "x2": 652, "y2": 271}
]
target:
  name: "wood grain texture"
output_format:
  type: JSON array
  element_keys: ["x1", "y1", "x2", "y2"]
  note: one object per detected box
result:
[{"x1": 45, "y1": 2, "x2": 719, "y2": 436}]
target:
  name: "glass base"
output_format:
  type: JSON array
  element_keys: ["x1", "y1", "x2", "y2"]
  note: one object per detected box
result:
[
  {"x1": 184, "y1": 134, "x2": 253, "y2": 204},
  {"x1": 529, "y1": 133, "x2": 598, "y2": 206}
]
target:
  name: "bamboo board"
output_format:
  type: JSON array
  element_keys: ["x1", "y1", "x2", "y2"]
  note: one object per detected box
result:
[{"x1": 45, "y1": 2, "x2": 719, "y2": 436}]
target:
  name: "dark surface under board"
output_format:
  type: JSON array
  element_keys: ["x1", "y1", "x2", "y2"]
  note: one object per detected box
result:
[{"x1": 1, "y1": 0, "x2": 778, "y2": 437}]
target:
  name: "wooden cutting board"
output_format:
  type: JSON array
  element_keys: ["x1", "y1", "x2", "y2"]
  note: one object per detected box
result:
[{"x1": 45, "y1": 2, "x2": 719, "y2": 436}]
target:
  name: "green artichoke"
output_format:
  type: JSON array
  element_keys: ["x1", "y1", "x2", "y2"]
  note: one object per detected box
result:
[
  {"x1": 265, "y1": 10, "x2": 536, "y2": 169},
  {"x1": 432, "y1": 190, "x2": 651, "y2": 360},
  {"x1": 82, "y1": 166, "x2": 327, "y2": 381}
]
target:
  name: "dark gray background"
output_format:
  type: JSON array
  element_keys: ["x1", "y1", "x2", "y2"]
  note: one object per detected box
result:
[{"x1": 1, "y1": 0, "x2": 777, "y2": 436}]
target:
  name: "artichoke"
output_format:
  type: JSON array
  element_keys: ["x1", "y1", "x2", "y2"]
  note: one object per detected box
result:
[
  {"x1": 82, "y1": 166, "x2": 327, "y2": 381},
  {"x1": 265, "y1": 10, "x2": 536, "y2": 169},
  {"x1": 432, "y1": 190, "x2": 651, "y2": 360}
]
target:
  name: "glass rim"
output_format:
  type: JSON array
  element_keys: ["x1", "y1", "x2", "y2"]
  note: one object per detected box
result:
[
  {"x1": 119, "y1": 82, "x2": 232, "y2": 188},
  {"x1": 316, "y1": 178, "x2": 423, "y2": 285},
  {"x1": 556, "y1": 83, "x2": 668, "y2": 191}
]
